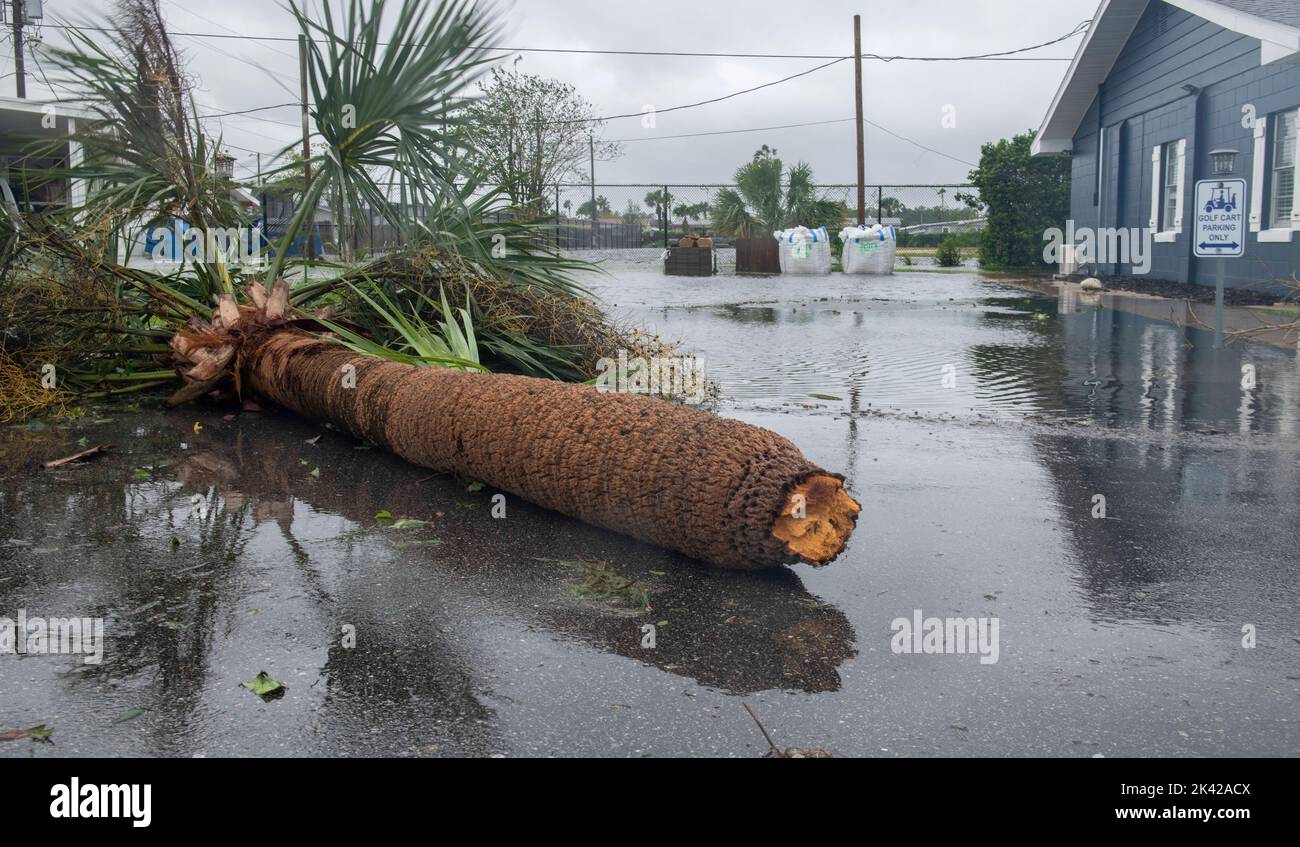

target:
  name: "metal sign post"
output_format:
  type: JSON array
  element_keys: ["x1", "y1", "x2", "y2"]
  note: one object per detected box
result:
[{"x1": 1193, "y1": 178, "x2": 1246, "y2": 348}]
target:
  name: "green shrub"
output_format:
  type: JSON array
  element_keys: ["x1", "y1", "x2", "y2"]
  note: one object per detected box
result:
[
  {"x1": 935, "y1": 238, "x2": 962, "y2": 267},
  {"x1": 961, "y1": 130, "x2": 1069, "y2": 270}
]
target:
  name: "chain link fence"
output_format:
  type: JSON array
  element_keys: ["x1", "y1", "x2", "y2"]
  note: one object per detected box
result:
[
  {"x1": 551, "y1": 183, "x2": 982, "y2": 250},
  {"x1": 262, "y1": 184, "x2": 982, "y2": 257}
]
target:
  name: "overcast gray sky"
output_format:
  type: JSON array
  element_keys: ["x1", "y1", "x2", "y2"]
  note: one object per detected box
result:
[{"x1": 8, "y1": 0, "x2": 1098, "y2": 185}]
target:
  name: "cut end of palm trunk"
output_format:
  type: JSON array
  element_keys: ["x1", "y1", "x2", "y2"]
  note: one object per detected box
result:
[{"x1": 772, "y1": 475, "x2": 861, "y2": 566}]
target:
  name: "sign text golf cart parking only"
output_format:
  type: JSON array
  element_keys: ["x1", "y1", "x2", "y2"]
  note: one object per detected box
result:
[{"x1": 1193, "y1": 178, "x2": 1246, "y2": 258}]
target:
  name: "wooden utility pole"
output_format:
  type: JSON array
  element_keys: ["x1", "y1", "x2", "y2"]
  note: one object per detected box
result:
[
  {"x1": 589, "y1": 133, "x2": 596, "y2": 248},
  {"x1": 298, "y1": 34, "x2": 314, "y2": 261},
  {"x1": 11, "y1": 0, "x2": 26, "y2": 99},
  {"x1": 853, "y1": 14, "x2": 865, "y2": 225}
]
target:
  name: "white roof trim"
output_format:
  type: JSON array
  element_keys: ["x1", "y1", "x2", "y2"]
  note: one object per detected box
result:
[
  {"x1": 1031, "y1": 0, "x2": 1300, "y2": 157},
  {"x1": 1032, "y1": 0, "x2": 1149, "y2": 156}
]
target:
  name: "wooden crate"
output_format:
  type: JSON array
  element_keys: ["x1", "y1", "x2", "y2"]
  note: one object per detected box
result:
[
  {"x1": 664, "y1": 246, "x2": 716, "y2": 276},
  {"x1": 735, "y1": 236, "x2": 781, "y2": 274}
]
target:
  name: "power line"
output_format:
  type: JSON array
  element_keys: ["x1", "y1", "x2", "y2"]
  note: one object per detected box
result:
[
  {"x1": 613, "y1": 115, "x2": 975, "y2": 167},
  {"x1": 198, "y1": 102, "x2": 298, "y2": 119},
  {"x1": 578, "y1": 57, "x2": 848, "y2": 124},
  {"x1": 32, "y1": 18, "x2": 1083, "y2": 168},
  {"x1": 612, "y1": 117, "x2": 855, "y2": 143},
  {"x1": 42, "y1": 22, "x2": 1086, "y2": 62},
  {"x1": 860, "y1": 118, "x2": 975, "y2": 167},
  {"x1": 158, "y1": 0, "x2": 300, "y2": 61}
]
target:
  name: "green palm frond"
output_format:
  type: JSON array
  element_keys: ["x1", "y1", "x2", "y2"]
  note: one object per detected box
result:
[
  {"x1": 320, "y1": 280, "x2": 486, "y2": 371},
  {"x1": 713, "y1": 147, "x2": 846, "y2": 237},
  {"x1": 270, "y1": 0, "x2": 502, "y2": 281}
]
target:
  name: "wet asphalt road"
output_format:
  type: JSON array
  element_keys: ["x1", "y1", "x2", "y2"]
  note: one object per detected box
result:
[{"x1": 2, "y1": 259, "x2": 1298, "y2": 757}]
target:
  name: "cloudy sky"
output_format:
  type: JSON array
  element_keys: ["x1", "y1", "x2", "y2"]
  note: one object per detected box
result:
[{"x1": 7, "y1": 0, "x2": 1098, "y2": 185}]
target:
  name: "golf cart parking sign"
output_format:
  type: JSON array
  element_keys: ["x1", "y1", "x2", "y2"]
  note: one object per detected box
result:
[{"x1": 1194, "y1": 178, "x2": 1246, "y2": 258}]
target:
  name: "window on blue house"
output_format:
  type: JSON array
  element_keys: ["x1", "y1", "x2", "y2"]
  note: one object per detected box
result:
[
  {"x1": 1161, "y1": 140, "x2": 1182, "y2": 230},
  {"x1": 1270, "y1": 108, "x2": 1297, "y2": 228}
]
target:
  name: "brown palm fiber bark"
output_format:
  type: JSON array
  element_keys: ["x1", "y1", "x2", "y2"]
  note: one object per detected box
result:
[
  {"x1": 239, "y1": 328, "x2": 858, "y2": 569},
  {"x1": 165, "y1": 280, "x2": 859, "y2": 569}
]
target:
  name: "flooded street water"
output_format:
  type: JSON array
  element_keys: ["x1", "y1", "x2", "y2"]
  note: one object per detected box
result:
[{"x1": 3, "y1": 256, "x2": 1298, "y2": 757}]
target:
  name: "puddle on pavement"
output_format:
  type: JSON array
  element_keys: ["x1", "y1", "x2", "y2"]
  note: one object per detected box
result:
[
  {"x1": 2, "y1": 264, "x2": 1298, "y2": 757},
  {"x1": 591, "y1": 269, "x2": 1300, "y2": 434}
]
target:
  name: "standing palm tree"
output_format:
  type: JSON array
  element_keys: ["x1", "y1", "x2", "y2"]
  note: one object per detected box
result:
[
  {"x1": 712, "y1": 146, "x2": 844, "y2": 237},
  {"x1": 673, "y1": 201, "x2": 711, "y2": 233},
  {"x1": 643, "y1": 189, "x2": 675, "y2": 223},
  {"x1": 878, "y1": 196, "x2": 905, "y2": 220}
]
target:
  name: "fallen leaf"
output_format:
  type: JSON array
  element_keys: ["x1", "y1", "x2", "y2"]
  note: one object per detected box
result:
[
  {"x1": 192, "y1": 421, "x2": 203, "y2": 434},
  {"x1": 0, "y1": 724, "x2": 52, "y2": 742},
  {"x1": 375, "y1": 510, "x2": 393, "y2": 521},
  {"x1": 241, "y1": 671, "x2": 286, "y2": 700},
  {"x1": 111, "y1": 708, "x2": 147, "y2": 724},
  {"x1": 309, "y1": 467, "x2": 320, "y2": 478},
  {"x1": 390, "y1": 519, "x2": 427, "y2": 529}
]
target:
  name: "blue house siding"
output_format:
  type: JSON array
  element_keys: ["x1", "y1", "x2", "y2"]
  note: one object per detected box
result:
[{"x1": 1068, "y1": 1, "x2": 1300, "y2": 293}]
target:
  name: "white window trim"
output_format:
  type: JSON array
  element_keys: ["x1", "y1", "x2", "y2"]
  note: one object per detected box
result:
[
  {"x1": 1150, "y1": 140, "x2": 1185, "y2": 242},
  {"x1": 1249, "y1": 115, "x2": 1268, "y2": 232},
  {"x1": 1249, "y1": 110, "x2": 1300, "y2": 242}
]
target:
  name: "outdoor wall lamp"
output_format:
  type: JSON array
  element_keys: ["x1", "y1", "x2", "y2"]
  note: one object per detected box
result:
[{"x1": 1210, "y1": 148, "x2": 1239, "y2": 176}]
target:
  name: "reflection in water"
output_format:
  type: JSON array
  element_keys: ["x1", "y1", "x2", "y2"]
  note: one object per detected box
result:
[
  {"x1": 0, "y1": 410, "x2": 856, "y2": 760},
  {"x1": 604, "y1": 272, "x2": 1300, "y2": 434},
  {"x1": 1029, "y1": 430, "x2": 1300, "y2": 626},
  {"x1": 590, "y1": 268, "x2": 1300, "y2": 634},
  {"x1": 4, "y1": 266, "x2": 1298, "y2": 756},
  {"x1": 170, "y1": 418, "x2": 856, "y2": 696}
]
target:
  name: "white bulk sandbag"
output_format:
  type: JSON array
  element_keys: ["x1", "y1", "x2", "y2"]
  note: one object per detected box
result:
[
  {"x1": 773, "y1": 226, "x2": 832, "y2": 275},
  {"x1": 839, "y1": 224, "x2": 896, "y2": 274}
]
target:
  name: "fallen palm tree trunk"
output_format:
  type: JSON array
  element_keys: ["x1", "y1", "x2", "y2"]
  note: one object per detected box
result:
[{"x1": 169, "y1": 282, "x2": 860, "y2": 570}]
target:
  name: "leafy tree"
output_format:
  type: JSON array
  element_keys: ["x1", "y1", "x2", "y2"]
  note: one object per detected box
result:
[
  {"x1": 712, "y1": 146, "x2": 845, "y2": 237},
  {"x1": 958, "y1": 130, "x2": 1069, "y2": 269},
  {"x1": 577, "y1": 195, "x2": 611, "y2": 218},
  {"x1": 460, "y1": 62, "x2": 621, "y2": 218},
  {"x1": 673, "y1": 201, "x2": 711, "y2": 231},
  {"x1": 643, "y1": 189, "x2": 675, "y2": 223},
  {"x1": 878, "y1": 196, "x2": 904, "y2": 219},
  {"x1": 620, "y1": 201, "x2": 644, "y2": 225}
]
